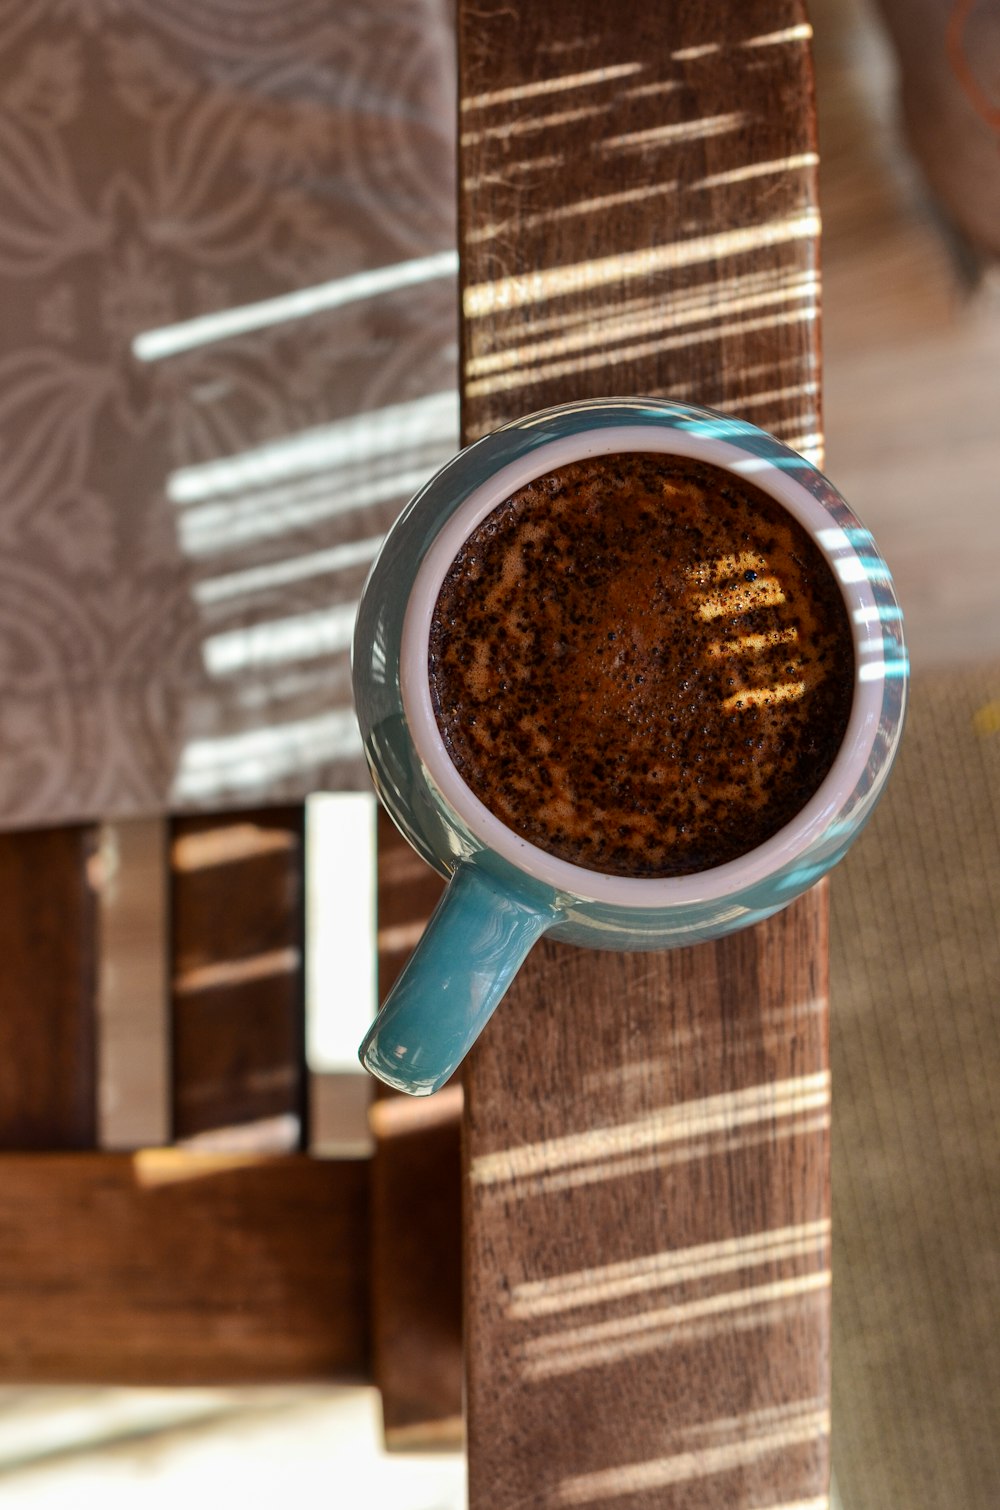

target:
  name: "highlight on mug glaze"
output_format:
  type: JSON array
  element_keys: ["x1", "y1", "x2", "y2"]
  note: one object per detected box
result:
[{"x1": 352, "y1": 398, "x2": 908, "y2": 1095}]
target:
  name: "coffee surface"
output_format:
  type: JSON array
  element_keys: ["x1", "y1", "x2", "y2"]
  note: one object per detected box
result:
[{"x1": 428, "y1": 453, "x2": 855, "y2": 878}]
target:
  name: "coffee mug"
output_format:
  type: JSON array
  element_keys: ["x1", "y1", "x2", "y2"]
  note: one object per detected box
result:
[{"x1": 352, "y1": 397, "x2": 907, "y2": 1095}]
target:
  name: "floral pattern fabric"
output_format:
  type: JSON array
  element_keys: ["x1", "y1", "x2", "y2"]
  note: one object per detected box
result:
[{"x1": 0, "y1": 0, "x2": 458, "y2": 826}]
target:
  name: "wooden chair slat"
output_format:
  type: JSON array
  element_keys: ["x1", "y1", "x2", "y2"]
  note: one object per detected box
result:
[
  {"x1": 170, "y1": 808, "x2": 307, "y2": 1148},
  {"x1": 458, "y1": 2, "x2": 830, "y2": 1505},
  {"x1": 0, "y1": 826, "x2": 99, "y2": 1149},
  {"x1": 371, "y1": 810, "x2": 462, "y2": 1446},
  {"x1": 0, "y1": 1152, "x2": 370, "y2": 1384}
]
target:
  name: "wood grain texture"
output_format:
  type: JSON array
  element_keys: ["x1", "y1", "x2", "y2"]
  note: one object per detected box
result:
[
  {"x1": 0, "y1": 826, "x2": 99, "y2": 1149},
  {"x1": 170, "y1": 809, "x2": 306, "y2": 1149},
  {"x1": 370, "y1": 1085, "x2": 464, "y2": 1448},
  {"x1": 371, "y1": 809, "x2": 462, "y2": 1447},
  {"x1": 465, "y1": 914, "x2": 830, "y2": 1509},
  {"x1": 0, "y1": 1152, "x2": 370, "y2": 1384},
  {"x1": 458, "y1": 2, "x2": 831, "y2": 1505},
  {"x1": 458, "y1": 0, "x2": 821, "y2": 452},
  {"x1": 375, "y1": 808, "x2": 447, "y2": 1004}
]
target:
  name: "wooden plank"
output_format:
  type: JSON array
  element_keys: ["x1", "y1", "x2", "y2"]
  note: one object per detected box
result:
[
  {"x1": 458, "y1": 3, "x2": 831, "y2": 1506},
  {"x1": 0, "y1": 826, "x2": 99, "y2": 1149},
  {"x1": 457, "y1": 2, "x2": 822, "y2": 449},
  {"x1": 97, "y1": 818, "x2": 171, "y2": 1149},
  {"x1": 371, "y1": 809, "x2": 462, "y2": 1446},
  {"x1": 0, "y1": 1152, "x2": 370, "y2": 1383},
  {"x1": 376, "y1": 808, "x2": 447, "y2": 1004},
  {"x1": 171, "y1": 809, "x2": 306, "y2": 1150},
  {"x1": 464, "y1": 909, "x2": 830, "y2": 1508},
  {"x1": 370, "y1": 1086, "x2": 464, "y2": 1449}
]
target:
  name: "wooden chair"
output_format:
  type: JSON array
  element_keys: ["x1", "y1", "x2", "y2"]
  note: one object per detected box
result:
[{"x1": 0, "y1": 3, "x2": 831, "y2": 1505}]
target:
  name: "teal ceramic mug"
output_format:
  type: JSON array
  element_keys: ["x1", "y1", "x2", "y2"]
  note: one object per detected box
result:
[{"x1": 352, "y1": 397, "x2": 907, "y2": 1095}]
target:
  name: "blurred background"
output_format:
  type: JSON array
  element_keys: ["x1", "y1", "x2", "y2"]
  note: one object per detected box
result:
[{"x1": 0, "y1": 0, "x2": 996, "y2": 1505}]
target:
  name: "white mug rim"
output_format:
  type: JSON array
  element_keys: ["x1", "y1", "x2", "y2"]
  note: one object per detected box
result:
[{"x1": 400, "y1": 423, "x2": 886, "y2": 908}]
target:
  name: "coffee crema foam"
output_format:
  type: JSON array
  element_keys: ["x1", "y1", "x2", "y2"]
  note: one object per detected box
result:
[{"x1": 428, "y1": 454, "x2": 855, "y2": 878}]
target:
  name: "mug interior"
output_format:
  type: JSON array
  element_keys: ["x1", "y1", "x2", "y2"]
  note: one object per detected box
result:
[{"x1": 399, "y1": 421, "x2": 888, "y2": 908}]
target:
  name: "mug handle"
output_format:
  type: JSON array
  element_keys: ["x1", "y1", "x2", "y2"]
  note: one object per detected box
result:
[{"x1": 359, "y1": 860, "x2": 558, "y2": 1095}]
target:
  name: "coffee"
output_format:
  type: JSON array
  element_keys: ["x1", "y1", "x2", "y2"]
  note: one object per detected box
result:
[{"x1": 428, "y1": 453, "x2": 855, "y2": 878}]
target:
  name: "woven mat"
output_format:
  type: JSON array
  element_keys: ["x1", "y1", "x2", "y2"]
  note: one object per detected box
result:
[{"x1": 830, "y1": 662, "x2": 1000, "y2": 1508}]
